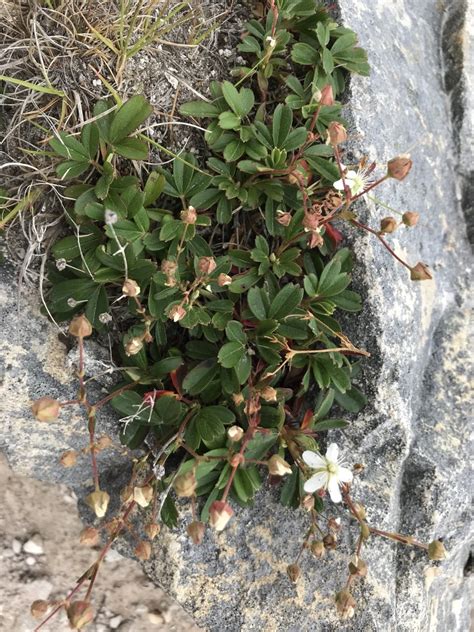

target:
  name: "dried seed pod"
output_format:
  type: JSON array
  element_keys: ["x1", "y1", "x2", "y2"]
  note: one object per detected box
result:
[
  {"x1": 227, "y1": 425, "x2": 244, "y2": 442},
  {"x1": 410, "y1": 262, "x2": 432, "y2": 281},
  {"x1": 66, "y1": 601, "x2": 94, "y2": 629},
  {"x1": 428, "y1": 540, "x2": 447, "y2": 561},
  {"x1": 187, "y1": 521, "x2": 206, "y2": 545},
  {"x1": 85, "y1": 490, "x2": 110, "y2": 518},
  {"x1": 286, "y1": 563, "x2": 301, "y2": 583},
  {"x1": 79, "y1": 527, "x2": 100, "y2": 547},
  {"x1": 60, "y1": 450, "x2": 78, "y2": 467},
  {"x1": 134, "y1": 540, "x2": 152, "y2": 560},
  {"x1": 145, "y1": 523, "x2": 161, "y2": 540},
  {"x1": 30, "y1": 599, "x2": 49, "y2": 619},
  {"x1": 31, "y1": 397, "x2": 60, "y2": 422},
  {"x1": 209, "y1": 500, "x2": 234, "y2": 531},
  {"x1": 133, "y1": 484, "x2": 154, "y2": 507},
  {"x1": 310, "y1": 540, "x2": 325, "y2": 558},
  {"x1": 173, "y1": 472, "x2": 197, "y2": 498},
  {"x1": 327, "y1": 121, "x2": 347, "y2": 146},
  {"x1": 122, "y1": 278, "x2": 141, "y2": 297},
  {"x1": 379, "y1": 216, "x2": 398, "y2": 234},
  {"x1": 267, "y1": 455, "x2": 292, "y2": 477},
  {"x1": 68, "y1": 315, "x2": 92, "y2": 338},
  {"x1": 387, "y1": 154, "x2": 412, "y2": 180},
  {"x1": 402, "y1": 211, "x2": 419, "y2": 226},
  {"x1": 335, "y1": 590, "x2": 356, "y2": 620}
]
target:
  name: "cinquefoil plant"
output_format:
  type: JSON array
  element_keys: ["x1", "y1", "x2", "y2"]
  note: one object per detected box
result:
[{"x1": 30, "y1": 1, "x2": 438, "y2": 628}]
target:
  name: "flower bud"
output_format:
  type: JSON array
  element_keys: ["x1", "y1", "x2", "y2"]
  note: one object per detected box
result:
[
  {"x1": 379, "y1": 216, "x2": 398, "y2": 234},
  {"x1": 327, "y1": 121, "x2": 347, "y2": 146},
  {"x1": 227, "y1": 425, "x2": 244, "y2": 442},
  {"x1": 31, "y1": 397, "x2": 60, "y2": 422},
  {"x1": 267, "y1": 454, "x2": 292, "y2": 477},
  {"x1": 302, "y1": 213, "x2": 320, "y2": 233},
  {"x1": 209, "y1": 500, "x2": 234, "y2": 531},
  {"x1": 310, "y1": 540, "x2": 325, "y2": 558},
  {"x1": 180, "y1": 206, "x2": 197, "y2": 224},
  {"x1": 66, "y1": 601, "x2": 94, "y2": 629},
  {"x1": 79, "y1": 527, "x2": 100, "y2": 547},
  {"x1": 69, "y1": 314, "x2": 92, "y2": 338},
  {"x1": 260, "y1": 385, "x2": 277, "y2": 402},
  {"x1": 335, "y1": 590, "x2": 356, "y2": 620},
  {"x1": 328, "y1": 517, "x2": 342, "y2": 533},
  {"x1": 134, "y1": 540, "x2": 152, "y2": 560},
  {"x1": 387, "y1": 154, "x2": 412, "y2": 180},
  {"x1": 133, "y1": 484, "x2": 154, "y2": 507},
  {"x1": 217, "y1": 273, "x2": 232, "y2": 287},
  {"x1": 168, "y1": 304, "x2": 186, "y2": 322},
  {"x1": 308, "y1": 231, "x2": 324, "y2": 249},
  {"x1": 145, "y1": 522, "x2": 161, "y2": 540},
  {"x1": 187, "y1": 521, "x2": 206, "y2": 545},
  {"x1": 125, "y1": 337, "x2": 143, "y2": 356},
  {"x1": 122, "y1": 278, "x2": 140, "y2": 297},
  {"x1": 30, "y1": 599, "x2": 49, "y2": 619},
  {"x1": 301, "y1": 494, "x2": 315, "y2": 511},
  {"x1": 319, "y1": 84, "x2": 334, "y2": 106},
  {"x1": 161, "y1": 259, "x2": 178, "y2": 275},
  {"x1": 276, "y1": 210, "x2": 292, "y2": 227},
  {"x1": 353, "y1": 502, "x2": 366, "y2": 520},
  {"x1": 286, "y1": 563, "x2": 301, "y2": 583},
  {"x1": 323, "y1": 533, "x2": 337, "y2": 549},
  {"x1": 360, "y1": 522, "x2": 371, "y2": 540},
  {"x1": 198, "y1": 256, "x2": 217, "y2": 276},
  {"x1": 410, "y1": 262, "x2": 432, "y2": 281},
  {"x1": 60, "y1": 450, "x2": 77, "y2": 467},
  {"x1": 85, "y1": 490, "x2": 110, "y2": 518},
  {"x1": 232, "y1": 393, "x2": 244, "y2": 406},
  {"x1": 348, "y1": 556, "x2": 368, "y2": 577},
  {"x1": 428, "y1": 540, "x2": 447, "y2": 561},
  {"x1": 120, "y1": 485, "x2": 133, "y2": 504},
  {"x1": 401, "y1": 211, "x2": 419, "y2": 227},
  {"x1": 173, "y1": 471, "x2": 197, "y2": 497}
]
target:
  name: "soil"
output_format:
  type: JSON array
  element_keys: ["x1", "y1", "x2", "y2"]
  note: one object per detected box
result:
[{"x1": 0, "y1": 454, "x2": 199, "y2": 632}]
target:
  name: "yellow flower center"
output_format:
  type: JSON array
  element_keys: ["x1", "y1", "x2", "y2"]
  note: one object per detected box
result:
[{"x1": 327, "y1": 463, "x2": 337, "y2": 474}]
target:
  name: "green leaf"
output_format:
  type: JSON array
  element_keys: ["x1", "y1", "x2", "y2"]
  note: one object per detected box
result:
[
  {"x1": 312, "y1": 418, "x2": 349, "y2": 431},
  {"x1": 218, "y1": 111, "x2": 242, "y2": 130},
  {"x1": 244, "y1": 431, "x2": 278, "y2": 460},
  {"x1": 113, "y1": 137, "x2": 149, "y2": 160},
  {"x1": 268, "y1": 284, "x2": 303, "y2": 320},
  {"x1": 85, "y1": 285, "x2": 108, "y2": 329},
  {"x1": 218, "y1": 341, "x2": 246, "y2": 368},
  {"x1": 183, "y1": 360, "x2": 219, "y2": 395},
  {"x1": 225, "y1": 320, "x2": 247, "y2": 344},
  {"x1": 334, "y1": 386, "x2": 367, "y2": 413},
  {"x1": 272, "y1": 104, "x2": 293, "y2": 147},
  {"x1": 179, "y1": 100, "x2": 220, "y2": 118},
  {"x1": 56, "y1": 161, "x2": 89, "y2": 180},
  {"x1": 221, "y1": 81, "x2": 254, "y2": 117},
  {"x1": 109, "y1": 95, "x2": 153, "y2": 143},
  {"x1": 143, "y1": 171, "x2": 165, "y2": 206},
  {"x1": 247, "y1": 286, "x2": 268, "y2": 320}
]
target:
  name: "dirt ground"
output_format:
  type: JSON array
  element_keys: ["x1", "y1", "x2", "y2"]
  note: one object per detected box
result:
[{"x1": 0, "y1": 454, "x2": 199, "y2": 632}]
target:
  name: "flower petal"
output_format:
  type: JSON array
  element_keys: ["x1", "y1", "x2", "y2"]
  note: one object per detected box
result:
[
  {"x1": 333, "y1": 179, "x2": 345, "y2": 191},
  {"x1": 338, "y1": 466, "x2": 353, "y2": 483},
  {"x1": 325, "y1": 443, "x2": 339, "y2": 463},
  {"x1": 302, "y1": 450, "x2": 326, "y2": 469},
  {"x1": 304, "y1": 472, "x2": 328, "y2": 494},
  {"x1": 327, "y1": 476, "x2": 342, "y2": 503}
]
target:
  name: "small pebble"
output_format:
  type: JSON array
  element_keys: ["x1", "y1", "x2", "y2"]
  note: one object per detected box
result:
[
  {"x1": 109, "y1": 615, "x2": 123, "y2": 629},
  {"x1": 25, "y1": 556, "x2": 36, "y2": 566},
  {"x1": 12, "y1": 539, "x2": 22, "y2": 555},
  {"x1": 23, "y1": 535, "x2": 44, "y2": 555},
  {"x1": 147, "y1": 612, "x2": 164, "y2": 625}
]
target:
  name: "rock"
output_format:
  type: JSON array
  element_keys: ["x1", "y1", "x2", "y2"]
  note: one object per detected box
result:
[
  {"x1": 11, "y1": 539, "x2": 22, "y2": 555},
  {"x1": 109, "y1": 614, "x2": 123, "y2": 629},
  {"x1": 25, "y1": 556, "x2": 36, "y2": 566},
  {"x1": 23, "y1": 534, "x2": 44, "y2": 555}
]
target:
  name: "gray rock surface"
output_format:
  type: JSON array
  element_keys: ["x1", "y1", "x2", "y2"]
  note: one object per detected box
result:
[{"x1": 0, "y1": 0, "x2": 472, "y2": 631}]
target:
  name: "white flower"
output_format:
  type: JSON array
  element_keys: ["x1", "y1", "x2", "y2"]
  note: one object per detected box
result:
[
  {"x1": 333, "y1": 165, "x2": 373, "y2": 196},
  {"x1": 302, "y1": 443, "x2": 353, "y2": 503}
]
